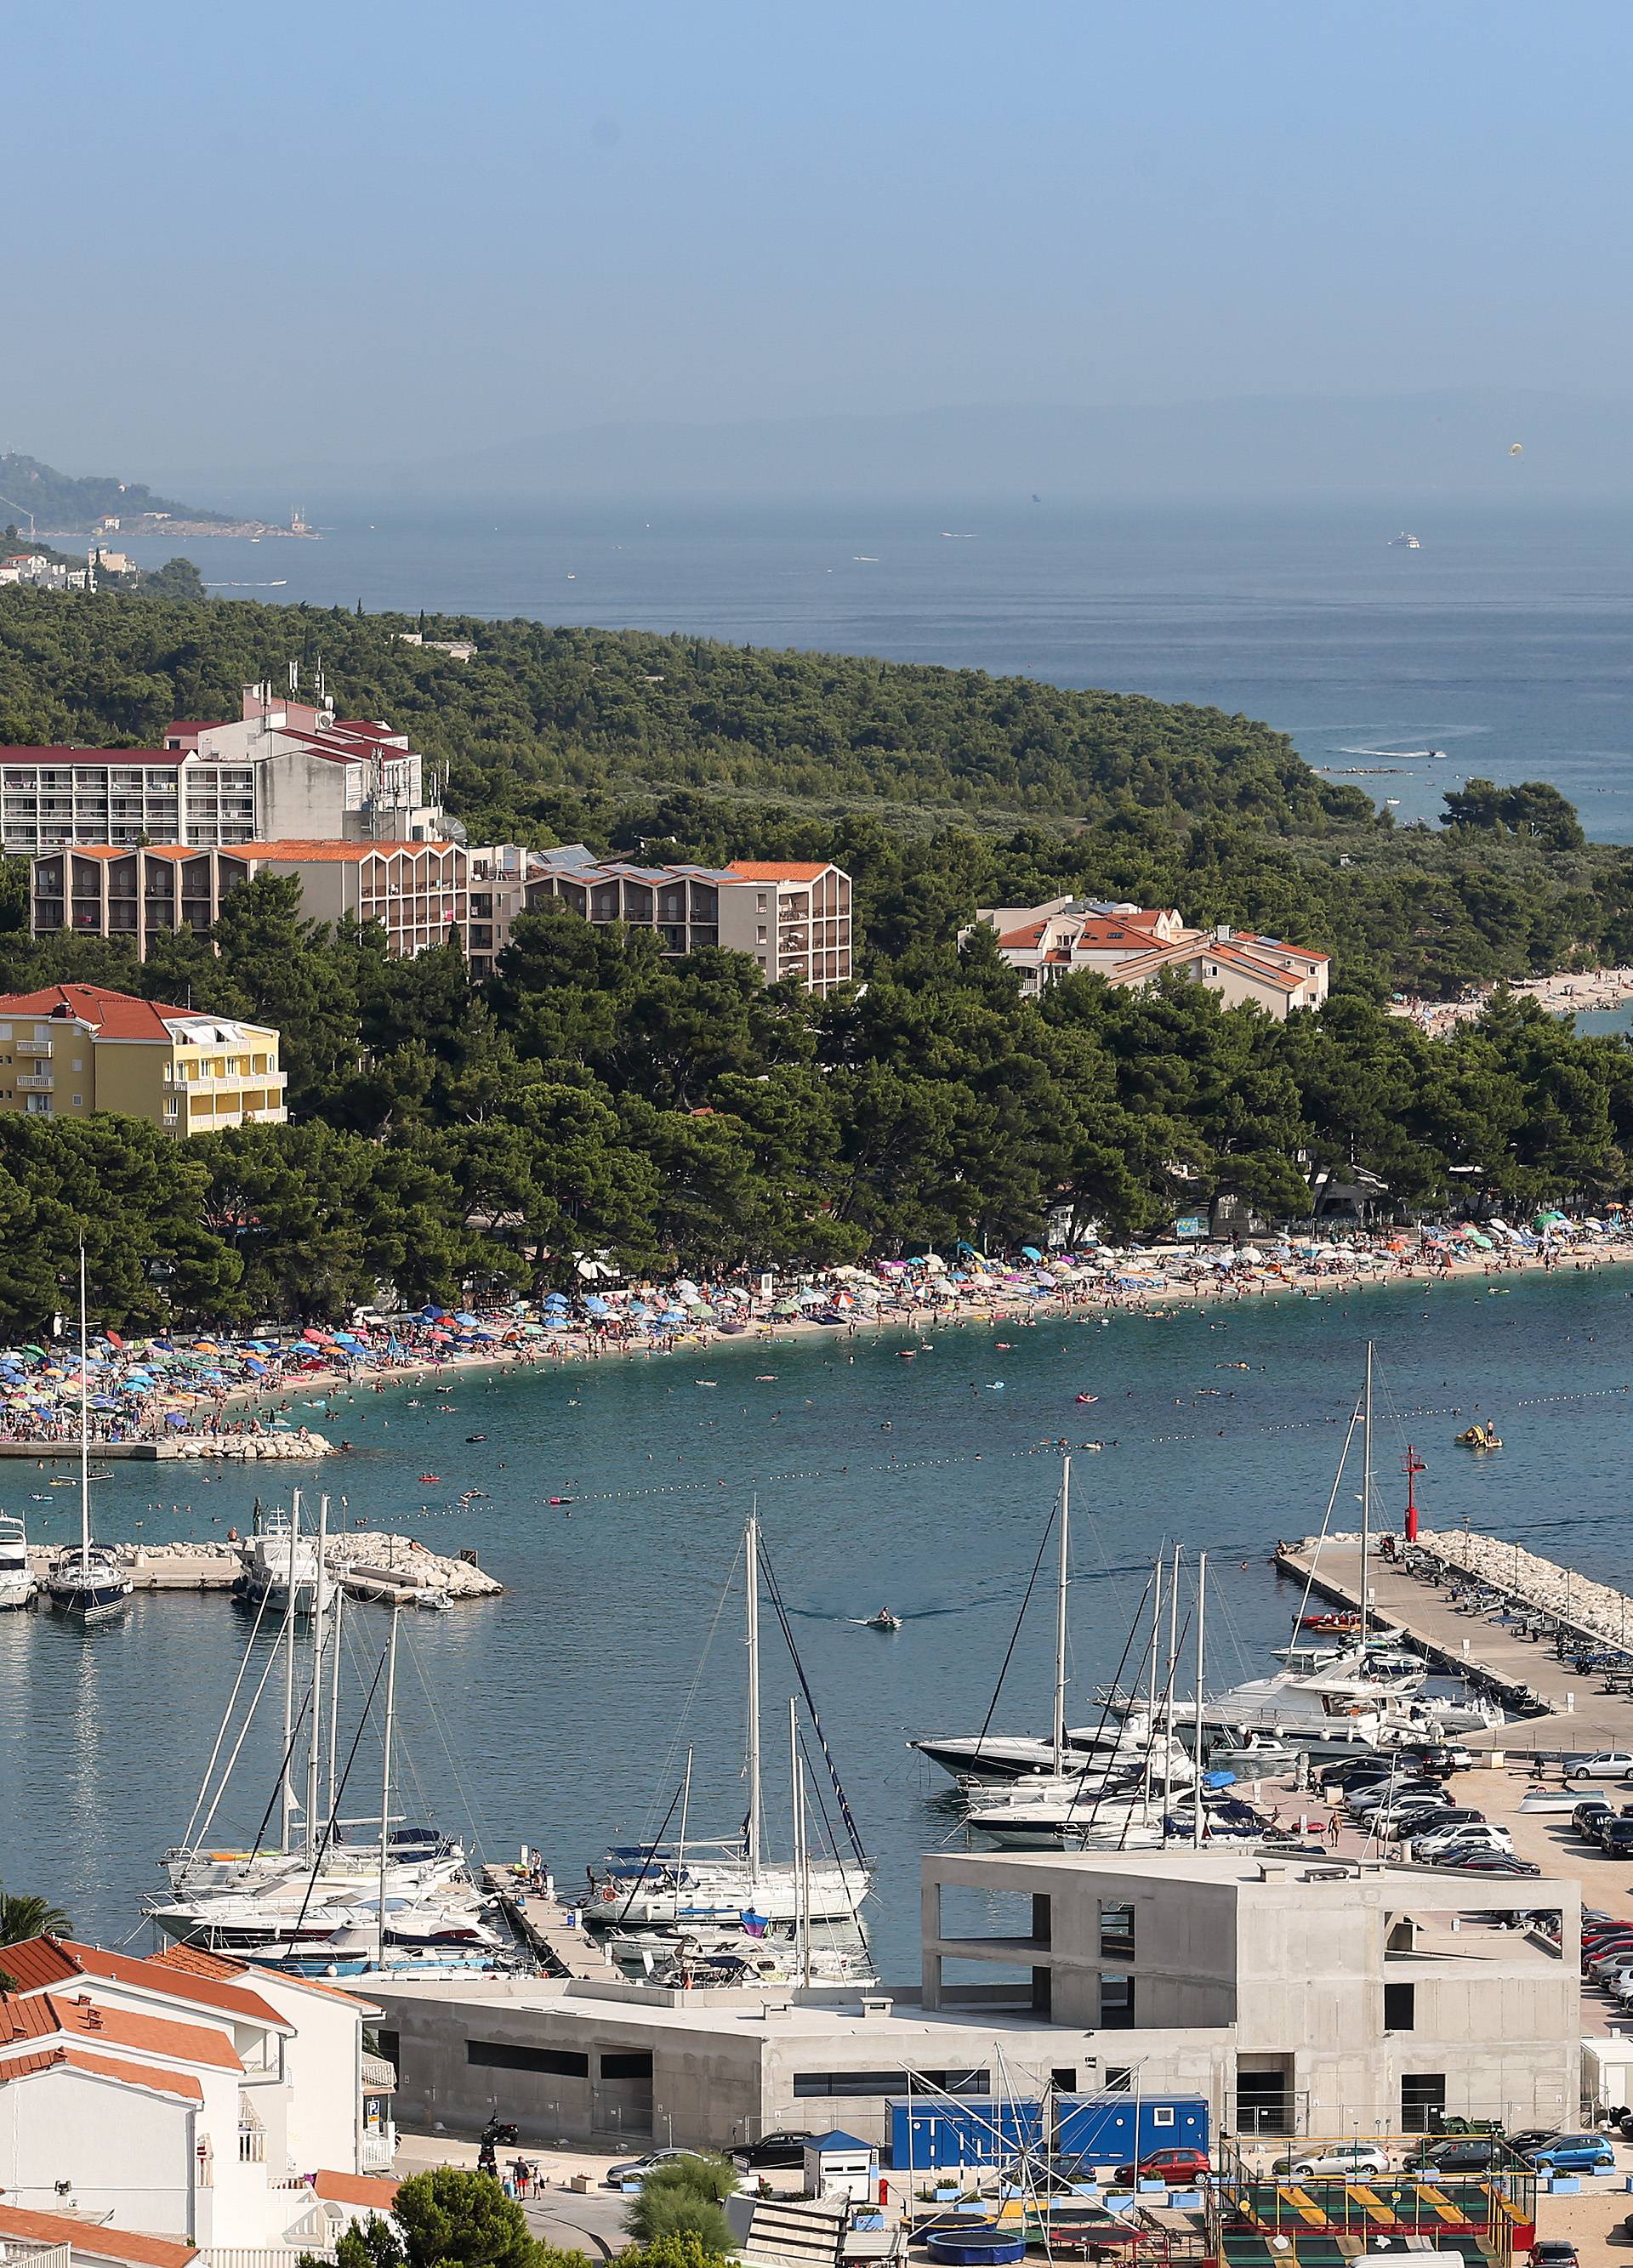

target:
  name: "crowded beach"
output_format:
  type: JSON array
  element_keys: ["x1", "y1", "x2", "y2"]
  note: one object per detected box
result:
[{"x1": 0, "y1": 1209, "x2": 1629, "y2": 1457}]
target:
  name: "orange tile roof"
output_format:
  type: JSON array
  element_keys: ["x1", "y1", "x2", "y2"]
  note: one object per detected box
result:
[
  {"x1": 0, "y1": 983, "x2": 189, "y2": 1040},
  {"x1": 312, "y1": 2171, "x2": 401, "y2": 2210},
  {"x1": 0, "y1": 2203, "x2": 199, "y2": 2268},
  {"x1": 0, "y1": 1991, "x2": 244, "y2": 2071},
  {"x1": 996, "y1": 922, "x2": 1050, "y2": 951},
  {"x1": 31, "y1": 1938, "x2": 288, "y2": 2031},
  {"x1": 725, "y1": 861, "x2": 830, "y2": 883},
  {"x1": 0, "y1": 2043, "x2": 204, "y2": 2104},
  {"x1": 149, "y1": 1944, "x2": 376, "y2": 2012}
]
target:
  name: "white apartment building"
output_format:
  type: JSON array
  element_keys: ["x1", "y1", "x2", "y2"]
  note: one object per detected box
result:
[
  {"x1": 973, "y1": 897, "x2": 1329, "y2": 1020},
  {"x1": 0, "y1": 687, "x2": 447, "y2": 855},
  {"x1": 0, "y1": 1935, "x2": 393, "y2": 2259}
]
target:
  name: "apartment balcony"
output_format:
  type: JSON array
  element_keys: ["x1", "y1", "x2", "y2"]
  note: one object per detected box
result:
[
  {"x1": 13, "y1": 1037, "x2": 52, "y2": 1056},
  {"x1": 17, "y1": 1073, "x2": 54, "y2": 1091},
  {"x1": 361, "y1": 2123, "x2": 398, "y2": 2172}
]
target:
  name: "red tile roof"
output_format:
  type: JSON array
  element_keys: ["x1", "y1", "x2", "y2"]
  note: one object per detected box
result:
[
  {"x1": 0, "y1": 2203, "x2": 199, "y2": 2268},
  {"x1": 0, "y1": 1992, "x2": 242, "y2": 2070},
  {"x1": 15, "y1": 1938, "x2": 287, "y2": 2031},
  {"x1": 0, "y1": 984, "x2": 189, "y2": 1040},
  {"x1": 312, "y1": 2171, "x2": 401, "y2": 2210},
  {"x1": 725, "y1": 861, "x2": 830, "y2": 883},
  {"x1": 148, "y1": 1944, "x2": 375, "y2": 2012},
  {"x1": 0, "y1": 2044, "x2": 204, "y2": 2104}
]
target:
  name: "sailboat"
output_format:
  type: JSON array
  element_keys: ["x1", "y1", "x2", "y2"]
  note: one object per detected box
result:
[
  {"x1": 583, "y1": 1515, "x2": 873, "y2": 1932},
  {"x1": 46, "y1": 1250, "x2": 133, "y2": 1623}
]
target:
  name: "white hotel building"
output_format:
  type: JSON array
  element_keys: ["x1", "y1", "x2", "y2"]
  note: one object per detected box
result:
[{"x1": 0, "y1": 688, "x2": 447, "y2": 855}]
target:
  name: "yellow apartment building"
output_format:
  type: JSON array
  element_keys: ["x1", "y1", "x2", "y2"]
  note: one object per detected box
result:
[{"x1": 0, "y1": 983, "x2": 286, "y2": 1135}]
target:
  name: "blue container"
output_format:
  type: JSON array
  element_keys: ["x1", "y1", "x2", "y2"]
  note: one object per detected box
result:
[
  {"x1": 1055, "y1": 2094, "x2": 1209, "y2": 2167},
  {"x1": 888, "y1": 2096, "x2": 1046, "y2": 2174}
]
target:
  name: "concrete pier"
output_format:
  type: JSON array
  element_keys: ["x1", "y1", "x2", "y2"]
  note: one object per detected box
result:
[
  {"x1": 480, "y1": 1867, "x2": 613, "y2": 1982},
  {"x1": 1276, "y1": 1531, "x2": 1633, "y2": 1752}
]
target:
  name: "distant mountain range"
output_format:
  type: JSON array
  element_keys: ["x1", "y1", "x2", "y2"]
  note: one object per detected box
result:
[{"x1": 398, "y1": 389, "x2": 1633, "y2": 503}]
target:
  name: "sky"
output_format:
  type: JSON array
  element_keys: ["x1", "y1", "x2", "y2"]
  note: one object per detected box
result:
[{"x1": 7, "y1": 0, "x2": 1633, "y2": 492}]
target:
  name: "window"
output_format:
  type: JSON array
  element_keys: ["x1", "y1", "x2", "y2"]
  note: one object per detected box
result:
[
  {"x1": 600, "y1": 2050, "x2": 653, "y2": 2080},
  {"x1": 1099, "y1": 1975, "x2": 1135, "y2": 2029},
  {"x1": 1401, "y1": 2073, "x2": 1446, "y2": 2133},
  {"x1": 466, "y1": 2039, "x2": 588, "y2": 2078},
  {"x1": 1099, "y1": 1901, "x2": 1135, "y2": 1960},
  {"x1": 1384, "y1": 1981, "x2": 1416, "y2": 2031},
  {"x1": 1050, "y1": 2067, "x2": 1077, "y2": 2093},
  {"x1": 794, "y1": 2069, "x2": 990, "y2": 2100},
  {"x1": 1152, "y1": 2106, "x2": 1175, "y2": 2129},
  {"x1": 1104, "y1": 2067, "x2": 1132, "y2": 2095}
]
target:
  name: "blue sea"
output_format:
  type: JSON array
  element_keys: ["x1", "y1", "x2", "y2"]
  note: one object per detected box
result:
[
  {"x1": 3, "y1": 1267, "x2": 1631, "y2": 1978},
  {"x1": 108, "y1": 496, "x2": 1633, "y2": 838}
]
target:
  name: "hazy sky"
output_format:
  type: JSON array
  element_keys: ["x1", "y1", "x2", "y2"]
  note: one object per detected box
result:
[{"x1": 8, "y1": 0, "x2": 1630, "y2": 486}]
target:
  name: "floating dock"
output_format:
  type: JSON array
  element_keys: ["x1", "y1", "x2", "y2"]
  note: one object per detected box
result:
[
  {"x1": 481, "y1": 1866, "x2": 612, "y2": 1982},
  {"x1": 1276, "y1": 1530, "x2": 1633, "y2": 1752}
]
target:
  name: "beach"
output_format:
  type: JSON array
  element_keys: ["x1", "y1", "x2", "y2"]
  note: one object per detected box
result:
[{"x1": 6, "y1": 1218, "x2": 1628, "y2": 1460}]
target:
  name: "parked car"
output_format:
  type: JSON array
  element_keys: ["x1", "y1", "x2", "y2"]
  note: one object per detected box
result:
[
  {"x1": 1452, "y1": 1854, "x2": 1539, "y2": 1876},
  {"x1": 606, "y1": 2147, "x2": 710, "y2": 2186},
  {"x1": 1409, "y1": 1823, "x2": 1511, "y2": 1861},
  {"x1": 1347, "y1": 1782, "x2": 1444, "y2": 1817},
  {"x1": 732, "y1": 2130, "x2": 819, "y2": 2169},
  {"x1": 1270, "y1": 2141, "x2": 1390, "y2": 2179},
  {"x1": 1505, "y1": 2129, "x2": 1558, "y2": 2157},
  {"x1": 1524, "y1": 2132, "x2": 1616, "y2": 2173},
  {"x1": 1387, "y1": 1805, "x2": 1484, "y2": 1843},
  {"x1": 1528, "y1": 2242, "x2": 1580, "y2": 2267},
  {"x1": 1566, "y1": 1751, "x2": 1633, "y2": 1781},
  {"x1": 1599, "y1": 1818, "x2": 1633, "y2": 1858},
  {"x1": 1111, "y1": 2146, "x2": 1210, "y2": 2186},
  {"x1": 1410, "y1": 2137, "x2": 1502, "y2": 2172},
  {"x1": 1369, "y1": 1802, "x2": 1455, "y2": 1837},
  {"x1": 1572, "y1": 1800, "x2": 1615, "y2": 1835},
  {"x1": 1320, "y1": 1759, "x2": 1395, "y2": 1791}
]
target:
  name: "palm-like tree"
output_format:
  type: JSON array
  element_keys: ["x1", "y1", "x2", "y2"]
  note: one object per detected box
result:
[{"x1": 0, "y1": 1886, "x2": 71, "y2": 1947}]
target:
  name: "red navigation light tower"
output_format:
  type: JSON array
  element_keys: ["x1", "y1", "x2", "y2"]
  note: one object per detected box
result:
[{"x1": 1403, "y1": 1444, "x2": 1425, "y2": 1543}]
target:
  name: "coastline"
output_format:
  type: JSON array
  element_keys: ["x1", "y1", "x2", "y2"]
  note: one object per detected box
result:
[
  {"x1": 2, "y1": 1229, "x2": 1624, "y2": 1464},
  {"x1": 202, "y1": 1234, "x2": 1633, "y2": 1419}
]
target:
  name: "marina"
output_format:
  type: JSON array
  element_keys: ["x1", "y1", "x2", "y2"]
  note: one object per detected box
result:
[
  {"x1": 8, "y1": 1260, "x2": 1633, "y2": 1982},
  {"x1": 1277, "y1": 1528, "x2": 1633, "y2": 1753}
]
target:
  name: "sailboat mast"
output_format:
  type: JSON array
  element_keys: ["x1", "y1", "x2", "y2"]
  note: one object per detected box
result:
[
  {"x1": 678, "y1": 1747, "x2": 692, "y2": 1882},
  {"x1": 1192, "y1": 1552, "x2": 1208, "y2": 1850},
  {"x1": 305, "y1": 1494, "x2": 328, "y2": 1860},
  {"x1": 1361, "y1": 1342, "x2": 1374, "y2": 1641},
  {"x1": 788, "y1": 1698, "x2": 804, "y2": 1981},
  {"x1": 376, "y1": 1606, "x2": 400, "y2": 1975},
  {"x1": 745, "y1": 1510, "x2": 762, "y2": 1880},
  {"x1": 78, "y1": 1247, "x2": 89, "y2": 1573},
  {"x1": 280, "y1": 1489, "x2": 301, "y2": 1853},
  {"x1": 1141, "y1": 1554, "x2": 1164, "y2": 1813},
  {"x1": 1161, "y1": 1542, "x2": 1188, "y2": 1841},
  {"x1": 326, "y1": 1582, "x2": 344, "y2": 1837},
  {"x1": 1052, "y1": 1454, "x2": 1072, "y2": 1773}
]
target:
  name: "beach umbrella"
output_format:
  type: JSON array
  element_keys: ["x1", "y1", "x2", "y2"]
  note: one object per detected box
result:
[
  {"x1": 583, "y1": 1295, "x2": 610, "y2": 1316},
  {"x1": 1020, "y1": 1245, "x2": 1044, "y2": 1263}
]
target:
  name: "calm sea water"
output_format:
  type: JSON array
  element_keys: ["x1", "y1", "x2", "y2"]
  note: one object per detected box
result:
[
  {"x1": 4, "y1": 1266, "x2": 1631, "y2": 1977},
  {"x1": 109, "y1": 497, "x2": 1633, "y2": 838}
]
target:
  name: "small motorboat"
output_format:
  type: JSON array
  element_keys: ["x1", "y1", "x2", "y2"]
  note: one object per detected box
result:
[
  {"x1": 417, "y1": 1473, "x2": 441, "y2": 1483},
  {"x1": 465, "y1": 1434, "x2": 486, "y2": 1443},
  {"x1": 864, "y1": 1609, "x2": 902, "y2": 1634},
  {"x1": 1300, "y1": 1611, "x2": 1362, "y2": 1634},
  {"x1": 1455, "y1": 1424, "x2": 1502, "y2": 1451}
]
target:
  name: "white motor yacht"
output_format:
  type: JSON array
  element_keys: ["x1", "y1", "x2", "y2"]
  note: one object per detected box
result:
[
  {"x1": 238, "y1": 1511, "x2": 321, "y2": 1612},
  {"x1": 0, "y1": 1513, "x2": 37, "y2": 1610}
]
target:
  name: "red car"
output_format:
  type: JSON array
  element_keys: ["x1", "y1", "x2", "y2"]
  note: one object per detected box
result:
[{"x1": 1113, "y1": 2147, "x2": 1210, "y2": 2186}]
